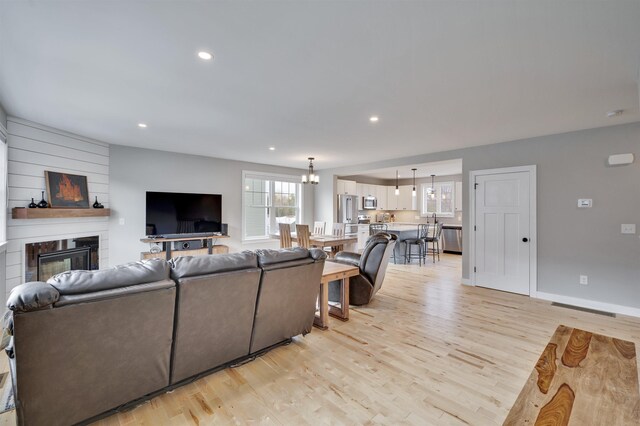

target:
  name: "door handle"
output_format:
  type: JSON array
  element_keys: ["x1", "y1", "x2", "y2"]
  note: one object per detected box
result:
[{"x1": 522, "y1": 237, "x2": 529, "y2": 242}]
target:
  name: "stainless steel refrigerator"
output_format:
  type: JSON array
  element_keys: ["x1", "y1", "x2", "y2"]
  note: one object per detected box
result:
[{"x1": 337, "y1": 194, "x2": 359, "y2": 236}]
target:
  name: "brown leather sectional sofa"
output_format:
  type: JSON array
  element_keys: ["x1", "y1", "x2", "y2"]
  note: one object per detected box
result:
[{"x1": 5, "y1": 247, "x2": 326, "y2": 426}]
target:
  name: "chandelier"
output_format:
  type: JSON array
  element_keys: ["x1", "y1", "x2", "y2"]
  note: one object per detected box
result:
[
  {"x1": 302, "y1": 157, "x2": 319, "y2": 184},
  {"x1": 428, "y1": 174, "x2": 436, "y2": 199}
]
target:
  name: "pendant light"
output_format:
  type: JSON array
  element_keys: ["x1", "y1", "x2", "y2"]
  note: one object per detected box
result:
[
  {"x1": 395, "y1": 170, "x2": 399, "y2": 195},
  {"x1": 429, "y1": 174, "x2": 436, "y2": 199},
  {"x1": 302, "y1": 157, "x2": 319, "y2": 185},
  {"x1": 411, "y1": 168, "x2": 417, "y2": 197}
]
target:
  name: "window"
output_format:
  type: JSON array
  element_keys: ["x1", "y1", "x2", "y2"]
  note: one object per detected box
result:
[
  {"x1": 421, "y1": 181, "x2": 454, "y2": 217},
  {"x1": 243, "y1": 171, "x2": 302, "y2": 240}
]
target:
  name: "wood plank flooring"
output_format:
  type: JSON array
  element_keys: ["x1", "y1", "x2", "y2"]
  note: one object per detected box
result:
[
  {"x1": 503, "y1": 325, "x2": 639, "y2": 425},
  {"x1": 1, "y1": 254, "x2": 639, "y2": 425}
]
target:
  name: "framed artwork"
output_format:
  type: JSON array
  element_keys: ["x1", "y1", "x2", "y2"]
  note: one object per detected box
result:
[{"x1": 44, "y1": 171, "x2": 90, "y2": 208}]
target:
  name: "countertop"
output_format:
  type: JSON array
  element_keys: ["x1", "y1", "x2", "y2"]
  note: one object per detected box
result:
[{"x1": 364, "y1": 222, "x2": 462, "y2": 229}]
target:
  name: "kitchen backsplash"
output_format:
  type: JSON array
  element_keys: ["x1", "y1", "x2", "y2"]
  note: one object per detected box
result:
[
  {"x1": 392, "y1": 210, "x2": 462, "y2": 224},
  {"x1": 359, "y1": 209, "x2": 463, "y2": 224}
]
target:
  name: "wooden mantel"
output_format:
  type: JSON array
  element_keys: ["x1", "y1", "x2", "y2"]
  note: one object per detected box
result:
[{"x1": 12, "y1": 207, "x2": 111, "y2": 219}]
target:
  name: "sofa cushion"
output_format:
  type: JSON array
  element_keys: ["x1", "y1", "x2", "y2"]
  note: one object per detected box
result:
[
  {"x1": 170, "y1": 252, "x2": 258, "y2": 279},
  {"x1": 7, "y1": 281, "x2": 60, "y2": 312},
  {"x1": 255, "y1": 247, "x2": 310, "y2": 267},
  {"x1": 47, "y1": 258, "x2": 170, "y2": 295},
  {"x1": 54, "y1": 280, "x2": 176, "y2": 308}
]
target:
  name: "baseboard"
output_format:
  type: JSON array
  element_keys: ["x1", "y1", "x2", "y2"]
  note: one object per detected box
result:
[
  {"x1": 461, "y1": 278, "x2": 472, "y2": 286},
  {"x1": 536, "y1": 291, "x2": 640, "y2": 318}
]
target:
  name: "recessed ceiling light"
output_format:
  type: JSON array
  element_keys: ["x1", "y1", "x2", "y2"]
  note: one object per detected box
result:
[
  {"x1": 138, "y1": 123, "x2": 147, "y2": 128},
  {"x1": 369, "y1": 116, "x2": 379, "y2": 123},
  {"x1": 269, "y1": 147, "x2": 276, "y2": 151},
  {"x1": 606, "y1": 109, "x2": 623, "y2": 118},
  {"x1": 197, "y1": 51, "x2": 213, "y2": 61}
]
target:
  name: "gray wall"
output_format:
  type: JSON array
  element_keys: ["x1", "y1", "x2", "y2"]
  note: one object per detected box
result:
[
  {"x1": 316, "y1": 122, "x2": 640, "y2": 309},
  {"x1": 109, "y1": 145, "x2": 314, "y2": 266}
]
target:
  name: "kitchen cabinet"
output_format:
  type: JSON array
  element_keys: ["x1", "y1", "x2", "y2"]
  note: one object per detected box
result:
[
  {"x1": 387, "y1": 186, "x2": 399, "y2": 210},
  {"x1": 455, "y1": 181, "x2": 463, "y2": 211},
  {"x1": 397, "y1": 185, "x2": 417, "y2": 210},
  {"x1": 357, "y1": 224, "x2": 370, "y2": 251},
  {"x1": 386, "y1": 185, "x2": 415, "y2": 210},
  {"x1": 356, "y1": 183, "x2": 364, "y2": 210},
  {"x1": 361, "y1": 184, "x2": 375, "y2": 197},
  {"x1": 375, "y1": 185, "x2": 387, "y2": 210},
  {"x1": 336, "y1": 179, "x2": 357, "y2": 196}
]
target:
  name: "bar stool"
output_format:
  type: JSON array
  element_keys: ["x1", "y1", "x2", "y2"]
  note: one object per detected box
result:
[
  {"x1": 426, "y1": 222, "x2": 443, "y2": 262},
  {"x1": 369, "y1": 223, "x2": 387, "y2": 235},
  {"x1": 404, "y1": 224, "x2": 429, "y2": 266}
]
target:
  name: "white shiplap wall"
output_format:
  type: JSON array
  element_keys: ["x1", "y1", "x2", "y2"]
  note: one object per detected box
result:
[{"x1": 5, "y1": 117, "x2": 110, "y2": 299}]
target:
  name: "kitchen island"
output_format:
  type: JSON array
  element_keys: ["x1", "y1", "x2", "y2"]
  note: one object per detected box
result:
[{"x1": 368, "y1": 222, "x2": 462, "y2": 263}]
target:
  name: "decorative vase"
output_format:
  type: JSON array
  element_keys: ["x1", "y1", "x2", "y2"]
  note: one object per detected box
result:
[
  {"x1": 28, "y1": 198, "x2": 37, "y2": 208},
  {"x1": 37, "y1": 191, "x2": 49, "y2": 208},
  {"x1": 93, "y1": 196, "x2": 104, "y2": 209}
]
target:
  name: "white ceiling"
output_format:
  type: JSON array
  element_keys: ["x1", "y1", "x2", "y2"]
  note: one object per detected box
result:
[
  {"x1": 1, "y1": 1, "x2": 639, "y2": 170},
  {"x1": 346, "y1": 159, "x2": 463, "y2": 180}
]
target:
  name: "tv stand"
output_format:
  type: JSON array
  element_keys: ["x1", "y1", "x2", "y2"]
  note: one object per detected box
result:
[{"x1": 140, "y1": 235, "x2": 230, "y2": 260}]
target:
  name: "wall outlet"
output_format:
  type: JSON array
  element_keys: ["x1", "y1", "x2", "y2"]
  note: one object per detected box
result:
[
  {"x1": 621, "y1": 224, "x2": 636, "y2": 234},
  {"x1": 579, "y1": 275, "x2": 588, "y2": 285},
  {"x1": 119, "y1": 218, "x2": 125, "y2": 225}
]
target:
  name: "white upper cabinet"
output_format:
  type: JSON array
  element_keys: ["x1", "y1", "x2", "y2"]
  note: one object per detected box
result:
[
  {"x1": 346, "y1": 181, "x2": 420, "y2": 211},
  {"x1": 345, "y1": 180, "x2": 357, "y2": 195},
  {"x1": 398, "y1": 185, "x2": 417, "y2": 210},
  {"x1": 336, "y1": 179, "x2": 357, "y2": 195},
  {"x1": 455, "y1": 181, "x2": 463, "y2": 211},
  {"x1": 387, "y1": 186, "x2": 399, "y2": 210},
  {"x1": 375, "y1": 185, "x2": 387, "y2": 210},
  {"x1": 356, "y1": 183, "x2": 365, "y2": 210}
]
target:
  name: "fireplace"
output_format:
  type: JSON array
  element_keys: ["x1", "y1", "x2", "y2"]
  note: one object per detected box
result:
[
  {"x1": 37, "y1": 247, "x2": 91, "y2": 282},
  {"x1": 25, "y1": 236, "x2": 99, "y2": 282}
]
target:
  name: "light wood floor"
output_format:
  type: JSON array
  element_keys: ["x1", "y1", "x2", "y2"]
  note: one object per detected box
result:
[{"x1": 1, "y1": 254, "x2": 639, "y2": 425}]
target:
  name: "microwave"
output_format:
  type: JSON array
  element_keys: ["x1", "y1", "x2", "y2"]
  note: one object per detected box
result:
[{"x1": 363, "y1": 196, "x2": 377, "y2": 210}]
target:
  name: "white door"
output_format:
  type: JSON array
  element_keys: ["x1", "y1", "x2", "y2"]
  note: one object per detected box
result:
[{"x1": 474, "y1": 171, "x2": 531, "y2": 295}]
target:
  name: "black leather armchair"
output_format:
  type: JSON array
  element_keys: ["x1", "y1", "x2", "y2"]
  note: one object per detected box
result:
[{"x1": 329, "y1": 232, "x2": 397, "y2": 306}]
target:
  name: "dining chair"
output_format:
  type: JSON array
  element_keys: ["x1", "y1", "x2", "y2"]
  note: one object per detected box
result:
[
  {"x1": 405, "y1": 224, "x2": 429, "y2": 266},
  {"x1": 278, "y1": 223, "x2": 293, "y2": 249},
  {"x1": 295, "y1": 224, "x2": 311, "y2": 249},
  {"x1": 328, "y1": 223, "x2": 346, "y2": 255},
  {"x1": 313, "y1": 221, "x2": 326, "y2": 235}
]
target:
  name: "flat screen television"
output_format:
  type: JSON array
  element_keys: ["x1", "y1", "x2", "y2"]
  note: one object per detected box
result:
[{"x1": 145, "y1": 191, "x2": 222, "y2": 236}]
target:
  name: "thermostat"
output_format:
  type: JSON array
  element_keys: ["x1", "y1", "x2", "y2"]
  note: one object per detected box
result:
[{"x1": 577, "y1": 199, "x2": 592, "y2": 208}]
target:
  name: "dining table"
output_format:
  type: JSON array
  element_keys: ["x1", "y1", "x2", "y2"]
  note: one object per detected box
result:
[{"x1": 271, "y1": 233, "x2": 358, "y2": 254}]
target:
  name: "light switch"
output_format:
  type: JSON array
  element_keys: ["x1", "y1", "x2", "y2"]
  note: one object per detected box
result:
[
  {"x1": 621, "y1": 224, "x2": 636, "y2": 234},
  {"x1": 119, "y1": 218, "x2": 126, "y2": 226},
  {"x1": 577, "y1": 199, "x2": 592, "y2": 208}
]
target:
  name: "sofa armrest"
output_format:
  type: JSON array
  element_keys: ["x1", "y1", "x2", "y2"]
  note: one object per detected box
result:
[
  {"x1": 309, "y1": 248, "x2": 327, "y2": 262},
  {"x1": 7, "y1": 282, "x2": 60, "y2": 313},
  {"x1": 334, "y1": 251, "x2": 361, "y2": 267}
]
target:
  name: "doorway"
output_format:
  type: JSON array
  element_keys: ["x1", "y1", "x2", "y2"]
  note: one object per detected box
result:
[{"x1": 470, "y1": 166, "x2": 537, "y2": 296}]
